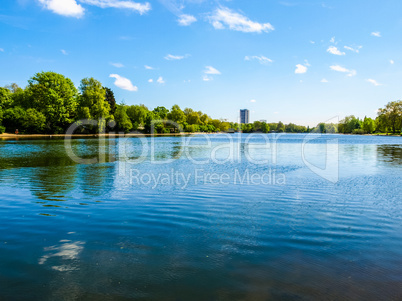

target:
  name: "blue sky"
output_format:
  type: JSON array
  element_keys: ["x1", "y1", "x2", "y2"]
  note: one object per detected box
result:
[{"x1": 1, "y1": 0, "x2": 402, "y2": 126}]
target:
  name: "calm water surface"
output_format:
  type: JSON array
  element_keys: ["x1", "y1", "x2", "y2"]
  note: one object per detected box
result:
[{"x1": 0, "y1": 134, "x2": 401, "y2": 300}]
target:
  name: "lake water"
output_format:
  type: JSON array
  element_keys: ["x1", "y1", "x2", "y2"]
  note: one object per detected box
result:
[{"x1": 0, "y1": 134, "x2": 401, "y2": 300}]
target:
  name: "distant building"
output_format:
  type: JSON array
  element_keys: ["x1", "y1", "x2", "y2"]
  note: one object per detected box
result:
[
  {"x1": 240, "y1": 109, "x2": 249, "y2": 124},
  {"x1": 259, "y1": 119, "x2": 267, "y2": 123}
]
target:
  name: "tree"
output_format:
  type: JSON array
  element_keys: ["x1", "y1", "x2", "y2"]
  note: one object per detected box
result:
[
  {"x1": 338, "y1": 115, "x2": 361, "y2": 133},
  {"x1": 153, "y1": 106, "x2": 169, "y2": 119},
  {"x1": 104, "y1": 87, "x2": 116, "y2": 115},
  {"x1": 114, "y1": 105, "x2": 132, "y2": 133},
  {"x1": 261, "y1": 123, "x2": 270, "y2": 133},
  {"x1": 79, "y1": 77, "x2": 110, "y2": 132},
  {"x1": 127, "y1": 104, "x2": 149, "y2": 129},
  {"x1": 0, "y1": 87, "x2": 12, "y2": 109},
  {"x1": 377, "y1": 101, "x2": 402, "y2": 133},
  {"x1": 25, "y1": 72, "x2": 78, "y2": 133},
  {"x1": 277, "y1": 121, "x2": 285, "y2": 132},
  {"x1": 2, "y1": 106, "x2": 26, "y2": 132},
  {"x1": 167, "y1": 105, "x2": 186, "y2": 124},
  {"x1": 22, "y1": 108, "x2": 46, "y2": 133},
  {"x1": 362, "y1": 117, "x2": 376, "y2": 134}
]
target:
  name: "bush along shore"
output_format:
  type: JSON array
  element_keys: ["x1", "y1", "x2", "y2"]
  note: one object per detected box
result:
[{"x1": 0, "y1": 71, "x2": 401, "y2": 135}]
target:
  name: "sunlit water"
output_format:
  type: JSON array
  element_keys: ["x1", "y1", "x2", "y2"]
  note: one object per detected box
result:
[{"x1": 0, "y1": 134, "x2": 401, "y2": 300}]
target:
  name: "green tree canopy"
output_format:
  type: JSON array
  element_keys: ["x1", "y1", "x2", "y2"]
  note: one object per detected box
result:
[
  {"x1": 26, "y1": 72, "x2": 78, "y2": 133},
  {"x1": 377, "y1": 100, "x2": 402, "y2": 133}
]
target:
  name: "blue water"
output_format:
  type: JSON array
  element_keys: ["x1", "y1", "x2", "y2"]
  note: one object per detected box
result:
[{"x1": 0, "y1": 134, "x2": 401, "y2": 300}]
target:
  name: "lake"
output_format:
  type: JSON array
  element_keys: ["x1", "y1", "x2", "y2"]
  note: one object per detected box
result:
[{"x1": 0, "y1": 134, "x2": 401, "y2": 300}]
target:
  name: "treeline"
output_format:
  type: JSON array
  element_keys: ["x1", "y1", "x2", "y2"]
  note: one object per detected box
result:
[
  {"x1": 0, "y1": 71, "x2": 231, "y2": 134},
  {"x1": 0, "y1": 71, "x2": 401, "y2": 135},
  {"x1": 315, "y1": 100, "x2": 402, "y2": 135}
]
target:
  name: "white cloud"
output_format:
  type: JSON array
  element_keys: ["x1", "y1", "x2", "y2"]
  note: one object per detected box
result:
[
  {"x1": 371, "y1": 31, "x2": 381, "y2": 37},
  {"x1": 156, "y1": 76, "x2": 165, "y2": 84},
  {"x1": 144, "y1": 65, "x2": 154, "y2": 69},
  {"x1": 321, "y1": 78, "x2": 328, "y2": 83},
  {"x1": 366, "y1": 79, "x2": 382, "y2": 86},
  {"x1": 110, "y1": 62, "x2": 124, "y2": 68},
  {"x1": 202, "y1": 75, "x2": 213, "y2": 81},
  {"x1": 204, "y1": 66, "x2": 221, "y2": 75},
  {"x1": 344, "y1": 45, "x2": 362, "y2": 53},
  {"x1": 327, "y1": 46, "x2": 345, "y2": 56},
  {"x1": 390, "y1": 60, "x2": 394, "y2": 64},
  {"x1": 79, "y1": 0, "x2": 151, "y2": 14},
  {"x1": 250, "y1": 99, "x2": 256, "y2": 103},
  {"x1": 330, "y1": 36, "x2": 335, "y2": 43},
  {"x1": 148, "y1": 79, "x2": 153, "y2": 83},
  {"x1": 178, "y1": 14, "x2": 197, "y2": 26},
  {"x1": 208, "y1": 6, "x2": 274, "y2": 33},
  {"x1": 0, "y1": 48, "x2": 4, "y2": 52},
  {"x1": 38, "y1": 0, "x2": 85, "y2": 18},
  {"x1": 60, "y1": 49, "x2": 68, "y2": 55},
  {"x1": 109, "y1": 74, "x2": 138, "y2": 91},
  {"x1": 330, "y1": 65, "x2": 356, "y2": 77},
  {"x1": 310, "y1": 40, "x2": 315, "y2": 44},
  {"x1": 245, "y1": 55, "x2": 273, "y2": 64},
  {"x1": 295, "y1": 64, "x2": 307, "y2": 74},
  {"x1": 164, "y1": 54, "x2": 188, "y2": 60}
]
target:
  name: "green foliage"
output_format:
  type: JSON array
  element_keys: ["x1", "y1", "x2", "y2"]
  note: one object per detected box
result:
[
  {"x1": 261, "y1": 123, "x2": 270, "y2": 133},
  {"x1": 2, "y1": 106, "x2": 25, "y2": 132},
  {"x1": 26, "y1": 72, "x2": 78, "y2": 133},
  {"x1": 127, "y1": 104, "x2": 149, "y2": 129},
  {"x1": 362, "y1": 117, "x2": 376, "y2": 134},
  {"x1": 153, "y1": 106, "x2": 169, "y2": 119},
  {"x1": 338, "y1": 115, "x2": 361, "y2": 134},
  {"x1": 277, "y1": 121, "x2": 285, "y2": 132},
  {"x1": 114, "y1": 105, "x2": 132, "y2": 133},
  {"x1": 79, "y1": 77, "x2": 110, "y2": 132},
  {"x1": 167, "y1": 105, "x2": 186, "y2": 124},
  {"x1": 104, "y1": 87, "x2": 116, "y2": 115},
  {"x1": 0, "y1": 126, "x2": 5, "y2": 134},
  {"x1": 352, "y1": 129, "x2": 365, "y2": 135},
  {"x1": 22, "y1": 108, "x2": 46, "y2": 133},
  {"x1": 377, "y1": 100, "x2": 402, "y2": 133},
  {"x1": 0, "y1": 87, "x2": 12, "y2": 109}
]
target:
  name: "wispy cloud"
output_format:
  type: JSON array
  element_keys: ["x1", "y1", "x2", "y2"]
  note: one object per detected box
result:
[
  {"x1": 390, "y1": 60, "x2": 394, "y2": 65},
  {"x1": 327, "y1": 46, "x2": 345, "y2": 56},
  {"x1": 344, "y1": 45, "x2": 362, "y2": 53},
  {"x1": 178, "y1": 14, "x2": 197, "y2": 26},
  {"x1": 156, "y1": 76, "x2": 165, "y2": 84},
  {"x1": 330, "y1": 65, "x2": 356, "y2": 77},
  {"x1": 148, "y1": 79, "x2": 153, "y2": 83},
  {"x1": 202, "y1": 75, "x2": 213, "y2": 81},
  {"x1": 79, "y1": 0, "x2": 151, "y2": 14},
  {"x1": 321, "y1": 78, "x2": 328, "y2": 83},
  {"x1": 38, "y1": 0, "x2": 85, "y2": 18},
  {"x1": 0, "y1": 48, "x2": 5, "y2": 52},
  {"x1": 60, "y1": 49, "x2": 68, "y2": 55},
  {"x1": 144, "y1": 65, "x2": 154, "y2": 69},
  {"x1": 371, "y1": 31, "x2": 381, "y2": 37},
  {"x1": 204, "y1": 66, "x2": 221, "y2": 75},
  {"x1": 164, "y1": 54, "x2": 189, "y2": 60},
  {"x1": 250, "y1": 99, "x2": 256, "y2": 103},
  {"x1": 110, "y1": 62, "x2": 124, "y2": 68},
  {"x1": 245, "y1": 55, "x2": 273, "y2": 64},
  {"x1": 330, "y1": 36, "x2": 335, "y2": 43},
  {"x1": 208, "y1": 6, "x2": 274, "y2": 33},
  {"x1": 38, "y1": 0, "x2": 151, "y2": 17},
  {"x1": 366, "y1": 79, "x2": 382, "y2": 86},
  {"x1": 109, "y1": 74, "x2": 138, "y2": 91}
]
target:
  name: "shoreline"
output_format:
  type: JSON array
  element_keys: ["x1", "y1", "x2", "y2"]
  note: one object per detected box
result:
[
  {"x1": 1, "y1": 132, "x2": 400, "y2": 140},
  {"x1": 0, "y1": 132, "x2": 216, "y2": 139}
]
